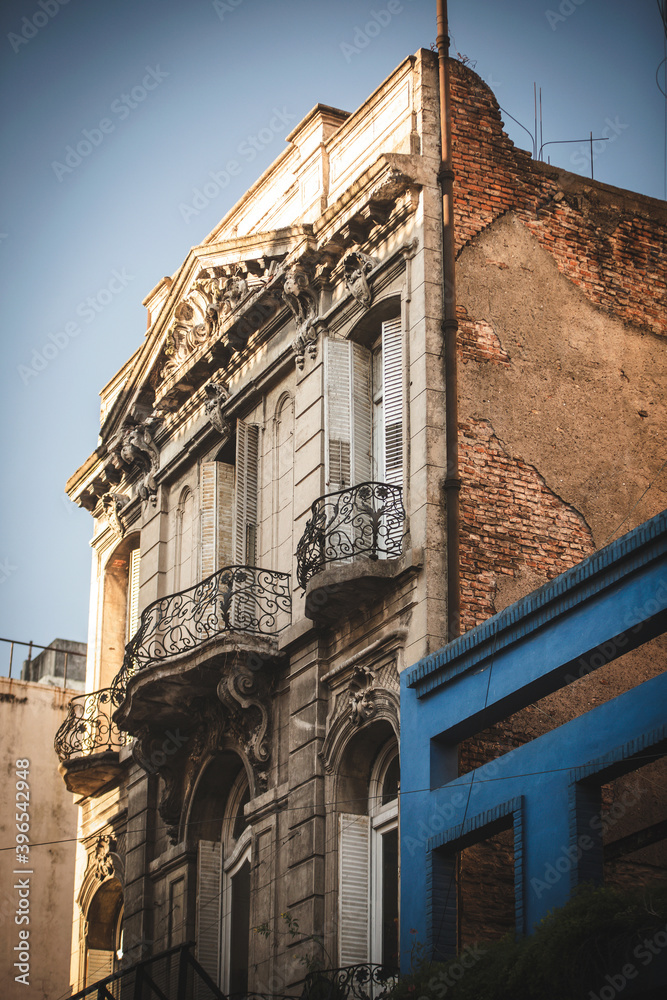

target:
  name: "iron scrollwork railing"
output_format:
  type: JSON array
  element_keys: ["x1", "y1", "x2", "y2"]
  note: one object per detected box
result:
[
  {"x1": 112, "y1": 565, "x2": 292, "y2": 701},
  {"x1": 54, "y1": 687, "x2": 129, "y2": 762},
  {"x1": 296, "y1": 482, "x2": 406, "y2": 590},
  {"x1": 302, "y1": 964, "x2": 398, "y2": 1000}
]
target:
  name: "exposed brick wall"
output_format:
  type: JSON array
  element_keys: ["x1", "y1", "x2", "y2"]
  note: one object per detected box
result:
[
  {"x1": 458, "y1": 419, "x2": 594, "y2": 633},
  {"x1": 457, "y1": 306, "x2": 511, "y2": 367},
  {"x1": 450, "y1": 60, "x2": 667, "y2": 339}
]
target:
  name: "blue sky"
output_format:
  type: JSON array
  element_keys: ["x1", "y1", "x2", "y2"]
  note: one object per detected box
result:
[{"x1": 0, "y1": 0, "x2": 664, "y2": 671}]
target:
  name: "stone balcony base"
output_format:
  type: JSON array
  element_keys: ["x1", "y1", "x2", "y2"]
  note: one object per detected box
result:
[
  {"x1": 304, "y1": 547, "x2": 423, "y2": 623},
  {"x1": 114, "y1": 632, "x2": 284, "y2": 733},
  {"x1": 58, "y1": 750, "x2": 125, "y2": 797}
]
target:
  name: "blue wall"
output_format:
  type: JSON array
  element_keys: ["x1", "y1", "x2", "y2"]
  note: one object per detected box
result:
[{"x1": 400, "y1": 510, "x2": 667, "y2": 968}]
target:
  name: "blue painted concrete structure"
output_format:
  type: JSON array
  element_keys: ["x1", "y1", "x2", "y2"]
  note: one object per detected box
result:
[{"x1": 400, "y1": 509, "x2": 667, "y2": 968}]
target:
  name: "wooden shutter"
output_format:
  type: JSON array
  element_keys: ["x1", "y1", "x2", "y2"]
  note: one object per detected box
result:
[
  {"x1": 86, "y1": 949, "x2": 114, "y2": 986},
  {"x1": 325, "y1": 339, "x2": 372, "y2": 490},
  {"x1": 234, "y1": 421, "x2": 259, "y2": 565},
  {"x1": 338, "y1": 813, "x2": 370, "y2": 965},
  {"x1": 382, "y1": 318, "x2": 403, "y2": 487},
  {"x1": 352, "y1": 343, "x2": 372, "y2": 485},
  {"x1": 325, "y1": 339, "x2": 352, "y2": 490},
  {"x1": 201, "y1": 462, "x2": 235, "y2": 577},
  {"x1": 126, "y1": 548, "x2": 141, "y2": 640},
  {"x1": 196, "y1": 841, "x2": 222, "y2": 990}
]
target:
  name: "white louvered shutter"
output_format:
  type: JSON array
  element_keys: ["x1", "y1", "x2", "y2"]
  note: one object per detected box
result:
[
  {"x1": 126, "y1": 548, "x2": 141, "y2": 641},
  {"x1": 382, "y1": 318, "x2": 403, "y2": 487},
  {"x1": 325, "y1": 339, "x2": 373, "y2": 490},
  {"x1": 325, "y1": 339, "x2": 352, "y2": 490},
  {"x1": 196, "y1": 841, "x2": 222, "y2": 992},
  {"x1": 201, "y1": 462, "x2": 235, "y2": 577},
  {"x1": 86, "y1": 949, "x2": 114, "y2": 986},
  {"x1": 338, "y1": 813, "x2": 370, "y2": 966},
  {"x1": 352, "y1": 343, "x2": 372, "y2": 486},
  {"x1": 234, "y1": 421, "x2": 259, "y2": 565}
]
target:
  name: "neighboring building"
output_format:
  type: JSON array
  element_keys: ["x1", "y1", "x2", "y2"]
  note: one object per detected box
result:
[
  {"x1": 21, "y1": 637, "x2": 86, "y2": 690},
  {"x1": 401, "y1": 508, "x2": 667, "y2": 968},
  {"x1": 0, "y1": 676, "x2": 81, "y2": 1000},
  {"x1": 57, "y1": 48, "x2": 666, "y2": 997}
]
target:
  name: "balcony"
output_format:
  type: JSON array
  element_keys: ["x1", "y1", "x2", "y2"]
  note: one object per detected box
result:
[
  {"x1": 296, "y1": 482, "x2": 414, "y2": 622},
  {"x1": 112, "y1": 565, "x2": 292, "y2": 731},
  {"x1": 54, "y1": 687, "x2": 129, "y2": 796}
]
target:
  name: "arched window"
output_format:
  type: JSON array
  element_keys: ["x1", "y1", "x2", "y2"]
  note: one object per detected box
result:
[
  {"x1": 369, "y1": 744, "x2": 400, "y2": 969},
  {"x1": 189, "y1": 756, "x2": 251, "y2": 993},
  {"x1": 99, "y1": 534, "x2": 140, "y2": 687},
  {"x1": 84, "y1": 878, "x2": 123, "y2": 985},
  {"x1": 324, "y1": 314, "x2": 403, "y2": 490},
  {"x1": 337, "y1": 723, "x2": 400, "y2": 970},
  {"x1": 274, "y1": 393, "x2": 294, "y2": 575},
  {"x1": 175, "y1": 488, "x2": 195, "y2": 591}
]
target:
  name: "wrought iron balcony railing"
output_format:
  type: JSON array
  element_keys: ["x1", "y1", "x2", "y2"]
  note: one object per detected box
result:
[
  {"x1": 54, "y1": 687, "x2": 129, "y2": 762},
  {"x1": 296, "y1": 482, "x2": 406, "y2": 590},
  {"x1": 112, "y1": 565, "x2": 292, "y2": 701},
  {"x1": 302, "y1": 964, "x2": 398, "y2": 1000}
]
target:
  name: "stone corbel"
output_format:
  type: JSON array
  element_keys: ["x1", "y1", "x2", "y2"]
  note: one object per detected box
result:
[
  {"x1": 217, "y1": 664, "x2": 272, "y2": 792},
  {"x1": 101, "y1": 492, "x2": 131, "y2": 537},
  {"x1": 204, "y1": 381, "x2": 231, "y2": 436},
  {"x1": 292, "y1": 316, "x2": 326, "y2": 371},
  {"x1": 108, "y1": 413, "x2": 162, "y2": 506},
  {"x1": 132, "y1": 727, "x2": 187, "y2": 843},
  {"x1": 281, "y1": 264, "x2": 322, "y2": 370},
  {"x1": 343, "y1": 250, "x2": 380, "y2": 310},
  {"x1": 90, "y1": 834, "x2": 116, "y2": 881},
  {"x1": 348, "y1": 664, "x2": 376, "y2": 725}
]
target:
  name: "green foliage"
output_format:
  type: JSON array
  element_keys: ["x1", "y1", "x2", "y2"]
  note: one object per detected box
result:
[{"x1": 389, "y1": 883, "x2": 667, "y2": 1000}]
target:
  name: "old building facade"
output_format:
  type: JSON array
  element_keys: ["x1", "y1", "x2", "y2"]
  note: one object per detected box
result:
[{"x1": 56, "y1": 48, "x2": 666, "y2": 996}]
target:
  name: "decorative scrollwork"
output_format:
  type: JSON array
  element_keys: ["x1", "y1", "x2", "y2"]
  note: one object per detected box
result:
[
  {"x1": 161, "y1": 268, "x2": 250, "y2": 381},
  {"x1": 302, "y1": 964, "x2": 398, "y2": 1000},
  {"x1": 343, "y1": 250, "x2": 379, "y2": 309},
  {"x1": 204, "y1": 380, "x2": 231, "y2": 436},
  {"x1": 54, "y1": 688, "x2": 130, "y2": 762},
  {"x1": 296, "y1": 482, "x2": 406, "y2": 590},
  {"x1": 112, "y1": 565, "x2": 292, "y2": 701}
]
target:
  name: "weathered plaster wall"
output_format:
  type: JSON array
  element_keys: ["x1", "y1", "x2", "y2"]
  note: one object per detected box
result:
[{"x1": 0, "y1": 678, "x2": 79, "y2": 1000}]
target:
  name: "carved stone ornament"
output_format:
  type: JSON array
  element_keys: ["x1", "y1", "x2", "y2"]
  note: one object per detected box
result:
[
  {"x1": 162, "y1": 268, "x2": 250, "y2": 381},
  {"x1": 343, "y1": 250, "x2": 379, "y2": 309},
  {"x1": 131, "y1": 667, "x2": 273, "y2": 844},
  {"x1": 91, "y1": 835, "x2": 116, "y2": 881},
  {"x1": 217, "y1": 664, "x2": 272, "y2": 791},
  {"x1": 348, "y1": 664, "x2": 376, "y2": 725},
  {"x1": 204, "y1": 381, "x2": 231, "y2": 436},
  {"x1": 107, "y1": 413, "x2": 162, "y2": 505},
  {"x1": 281, "y1": 265, "x2": 321, "y2": 369},
  {"x1": 101, "y1": 492, "x2": 131, "y2": 537}
]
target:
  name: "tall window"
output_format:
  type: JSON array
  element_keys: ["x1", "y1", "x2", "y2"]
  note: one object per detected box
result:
[
  {"x1": 324, "y1": 319, "x2": 403, "y2": 491},
  {"x1": 193, "y1": 760, "x2": 251, "y2": 993},
  {"x1": 100, "y1": 534, "x2": 140, "y2": 685},
  {"x1": 338, "y1": 736, "x2": 400, "y2": 970},
  {"x1": 175, "y1": 488, "x2": 195, "y2": 591},
  {"x1": 234, "y1": 420, "x2": 260, "y2": 565}
]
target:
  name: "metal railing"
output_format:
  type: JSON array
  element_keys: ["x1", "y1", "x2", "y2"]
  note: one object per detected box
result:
[
  {"x1": 54, "y1": 687, "x2": 129, "y2": 762},
  {"x1": 302, "y1": 964, "x2": 398, "y2": 1000},
  {"x1": 72, "y1": 949, "x2": 397, "y2": 1000},
  {"x1": 67, "y1": 941, "x2": 225, "y2": 1000},
  {"x1": 112, "y1": 565, "x2": 292, "y2": 702},
  {"x1": 1, "y1": 636, "x2": 86, "y2": 687},
  {"x1": 296, "y1": 482, "x2": 406, "y2": 590}
]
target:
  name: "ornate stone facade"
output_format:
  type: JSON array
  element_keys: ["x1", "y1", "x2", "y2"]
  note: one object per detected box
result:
[{"x1": 60, "y1": 48, "x2": 666, "y2": 999}]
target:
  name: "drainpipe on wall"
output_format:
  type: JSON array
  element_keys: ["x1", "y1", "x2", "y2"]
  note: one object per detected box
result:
[{"x1": 436, "y1": 0, "x2": 461, "y2": 641}]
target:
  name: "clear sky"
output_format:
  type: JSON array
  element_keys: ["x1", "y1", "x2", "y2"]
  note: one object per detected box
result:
[{"x1": 0, "y1": 0, "x2": 664, "y2": 672}]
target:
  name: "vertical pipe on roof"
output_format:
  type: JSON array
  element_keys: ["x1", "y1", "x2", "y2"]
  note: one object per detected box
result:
[{"x1": 436, "y1": 0, "x2": 460, "y2": 641}]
